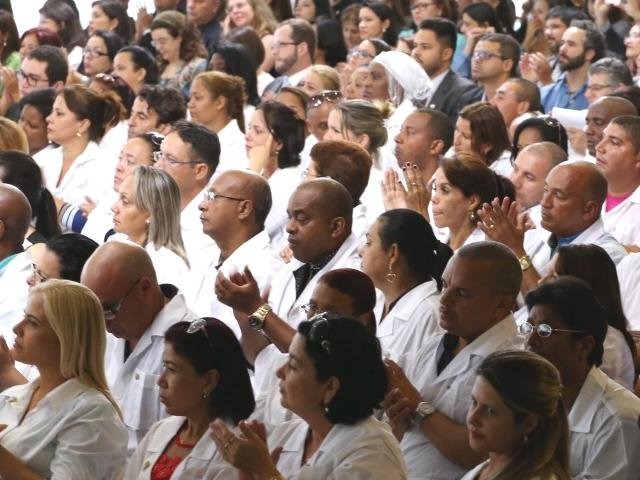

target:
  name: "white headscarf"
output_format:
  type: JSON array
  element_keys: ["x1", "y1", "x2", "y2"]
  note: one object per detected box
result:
[{"x1": 371, "y1": 51, "x2": 433, "y2": 108}]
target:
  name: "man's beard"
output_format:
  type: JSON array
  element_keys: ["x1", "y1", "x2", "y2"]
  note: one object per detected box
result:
[
  {"x1": 559, "y1": 50, "x2": 586, "y2": 72},
  {"x1": 276, "y1": 51, "x2": 299, "y2": 75}
]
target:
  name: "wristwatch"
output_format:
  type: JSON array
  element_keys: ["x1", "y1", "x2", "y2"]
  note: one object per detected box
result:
[
  {"x1": 414, "y1": 401, "x2": 436, "y2": 424},
  {"x1": 518, "y1": 254, "x2": 533, "y2": 272},
  {"x1": 248, "y1": 304, "x2": 272, "y2": 331}
]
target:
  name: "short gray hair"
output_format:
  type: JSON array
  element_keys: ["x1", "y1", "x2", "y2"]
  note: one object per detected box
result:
[{"x1": 589, "y1": 57, "x2": 633, "y2": 87}]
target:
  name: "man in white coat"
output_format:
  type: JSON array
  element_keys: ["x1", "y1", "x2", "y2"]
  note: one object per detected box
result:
[
  {"x1": 186, "y1": 169, "x2": 283, "y2": 335},
  {"x1": 382, "y1": 241, "x2": 523, "y2": 479},
  {"x1": 595, "y1": 115, "x2": 640, "y2": 248},
  {"x1": 525, "y1": 276, "x2": 640, "y2": 480},
  {"x1": 80, "y1": 241, "x2": 198, "y2": 455}
]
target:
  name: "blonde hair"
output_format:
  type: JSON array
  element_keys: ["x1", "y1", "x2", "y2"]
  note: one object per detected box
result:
[
  {"x1": 132, "y1": 166, "x2": 189, "y2": 268},
  {"x1": 334, "y1": 100, "x2": 390, "y2": 167},
  {"x1": 308, "y1": 65, "x2": 341, "y2": 92},
  {"x1": 0, "y1": 118, "x2": 29, "y2": 153},
  {"x1": 229, "y1": 0, "x2": 277, "y2": 36},
  {"x1": 31, "y1": 279, "x2": 122, "y2": 418},
  {"x1": 193, "y1": 71, "x2": 246, "y2": 132}
]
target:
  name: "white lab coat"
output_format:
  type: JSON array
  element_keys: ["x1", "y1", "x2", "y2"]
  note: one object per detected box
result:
[
  {"x1": 37, "y1": 141, "x2": 116, "y2": 208},
  {"x1": 397, "y1": 315, "x2": 522, "y2": 480},
  {"x1": 601, "y1": 326, "x2": 636, "y2": 391},
  {"x1": 270, "y1": 416, "x2": 408, "y2": 479},
  {"x1": 489, "y1": 150, "x2": 514, "y2": 178},
  {"x1": 0, "y1": 378, "x2": 127, "y2": 479},
  {"x1": 602, "y1": 185, "x2": 640, "y2": 247},
  {"x1": 145, "y1": 244, "x2": 190, "y2": 293},
  {"x1": 124, "y1": 416, "x2": 238, "y2": 479},
  {"x1": 82, "y1": 190, "x2": 117, "y2": 243},
  {"x1": 526, "y1": 218, "x2": 627, "y2": 276},
  {"x1": 569, "y1": 367, "x2": 640, "y2": 480},
  {"x1": 376, "y1": 280, "x2": 442, "y2": 360},
  {"x1": 460, "y1": 461, "x2": 558, "y2": 480},
  {"x1": 105, "y1": 289, "x2": 198, "y2": 455},
  {"x1": 99, "y1": 120, "x2": 129, "y2": 162},
  {"x1": 265, "y1": 166, "x2": 302, "y2": 249},
  {"x1": 617, "y1": 252, "x2": 640, "y2": 330},
  {"x1": 184, "y1": 230, "x2": 283, "y2": 337},
  {"x1": 215, "y1": 119, "x2": 249, "y2": 174},
  {"x1": 0, "y1": 251, "x2": 30, "y2": 345},
  {"x1": 180, "y1": 189, "x2": 218, "y2": 270},
  {"x1": 441, "y1": 227, "x2": 485, "y2": 252}
]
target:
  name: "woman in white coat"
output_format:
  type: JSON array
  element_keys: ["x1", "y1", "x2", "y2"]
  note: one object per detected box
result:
[
  {"x1": 125, "y1": 318, "x2": 255, "y2": 479},
  {"x1": 210, "y1": 315, "x2": 408, "y2": 479},
  {"x1": 360, "y1": 209, "x2": 452, "y2": 359},
  {"x1": 462, "y1": 350, "x2": 570, "y2": 480},
  {"x1": 0, "y1": 280, "x2": 127, "y2": 479},
  {"x1": 111, "y1": 166, "x2": 190, "y2": 287}
]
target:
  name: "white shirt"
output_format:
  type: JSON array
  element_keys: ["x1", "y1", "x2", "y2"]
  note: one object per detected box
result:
[
  {"x1": 460, "y1": 461, "x2": 558, "y2": 480},
  {"x1": 377, "y1": 281, "x2": 442, "y2": 360},
  {"x1": 125, "y1": 416, "x2": 238, "y2": 479},
  {"x1": 398, "y1": 315, "x2": 522, "y2": 480},
  {"x1": 601, "y1": 326, "x2": 636, "y2": 391},
  {"x1": 617, "y1": 252, "x2": 640, "y2": 329},
  {"x1": 442, "y1": 227, "x2": 485, "y2": 252},
  {"x1": 0, "y1": 251, "x2": 30, "y2": 345},
  {"x1": 270, "y1": 416, "x2": 408, "y2": 479},
  {"x1": 569, "y1": 367, "x2": 640, "y2": 480},
  {"x1": 602, "y1": 185, "x2": 640, "y2": 246},
  {"x1": 105, "y1": 289, "x2": 198, "y2": 454},
  {"x1": 145, "y1": 244, "x2": 190, "y2": 293},
  {"x1": 0, "y1": 378, "x2": 127, "y2": 479},
  {"x1": 265, "y1": 166, "x2": 301, "y2": 249},
  {"x1": 257, "y1": 70, "x2": 274, "y2": 96},
  {"x1": 99, "y1": 120, "x2": 129, "y2": 161},
  {"x1": 184, "y1": 230, "x2": 284, "y2": 337},
  {"x1": 489, "y1": 150, "x2": 514, "y2": 178},
  {"x1": 181, "y1": 188, "x2": 218, "y2": 270},
  {"x1": 216, "y1": 119, "x2": 249, "y2": 174},
  {"x1": 38, "y1": 141, "x2": 116, "y2": 208},
  {"x1": 380, "y1": 99, "x2": 416, "y2": 172},
  {"x1": 526, "y1": 218, "x2": 628, "y2": 276},
  {"x1": 360, "y1": 166, "x2": 386, "y2": 228}
]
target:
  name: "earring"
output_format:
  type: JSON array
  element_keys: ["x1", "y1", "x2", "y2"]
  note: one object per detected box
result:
[
  {"x1": 523, "y1": 434, "x2": 529, "y2": 444},
  {"x1": 468, "y1": 209, "x2": 478, "y2": 224},
  {"x1": 145, "y1": 219, "x2": 150, "y2": 225},
  {"x1": 76, "y1": 131, "x2": 82, "y2": 138},
  {"x1": 323, "y1": 404, "x2": 330, "y2": 414},
  {"x1": 385, "y1": 264, "x2": 397, "y2": 284},
  {"x1": 202, "y1": 390, "x2": 209, "y2": 399}
]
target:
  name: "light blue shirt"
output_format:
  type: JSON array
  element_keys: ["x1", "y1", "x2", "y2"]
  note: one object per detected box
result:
[{"x1": 541, "y1": 73, "x2": 589, "y2": 112}]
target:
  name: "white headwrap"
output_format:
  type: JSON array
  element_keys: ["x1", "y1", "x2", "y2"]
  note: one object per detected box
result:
[{"x1": 371, "y1": 51, "x2": 433, "y2": 108}]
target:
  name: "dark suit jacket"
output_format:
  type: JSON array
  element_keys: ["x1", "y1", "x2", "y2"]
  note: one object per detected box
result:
[{"x1": 427, "y1": 70, "x2": 477, "y2": 123}]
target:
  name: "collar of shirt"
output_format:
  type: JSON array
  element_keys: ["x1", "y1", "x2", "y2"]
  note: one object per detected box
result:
[
  {"x1": 1, "y1": 378, "x2": 87, "y2": 417},
  {"x1": 429, "y1": 70, "x2": 448, "y2": 96},
  {"x1": 568, "y1": 367, "x2": 607, "y2": 433},
  {"x1": 0, "y1": 252, "x2": 21, "y2": 275},
  {"x1": 145, "y1": 416, "x2": 224, "y2": 460},
  {"x1": 385, "y1": 281, "x2": 438, "y2": 322}
]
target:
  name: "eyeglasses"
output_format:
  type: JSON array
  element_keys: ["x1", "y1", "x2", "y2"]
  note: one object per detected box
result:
[
  {"x1": 102, "y1": 278, "x2": 141, "y2": 322},
  {"x1": 17, "y1": 69, "x2": 48, "y2": 87},
  {"x1": 541, "y1": 115, "x2": 563, "y2": 147},
  {"x1": 472, "y1": 51, "x2": 505, "y2": 61},
  {"x1": 151, "y1": 37, "x2": 172, "y2": 48},
  {"x1": 271, "y1": 40, "x2": 299, "y2": 50},
  {"x1": 31, "y1": 263, "x2": 48, "y2": 285},
  {"x1": 410, "y1": 2, "x2": 435, "y2": 11},
  {"x1": 202, "y1": 190, "x2": 245, "y2": 202},
  {"x1": 153, "y1": 151, "x2": 203, "y2": 165},
  {"x1": 347, "y1": 48, "x2": 374, "y2": 60},
  {"x1": 308, "y1": 313, "x2": 333, "y2": 355},
  {"x1": 518, "y1": 321, "x2": 588, "y2": 338},
  {"x1": 186, "y1": 318, "x2": 213, "y2": 348},
  {"x1": 586, "y1": 83, "x2": 614, "y2": 92},
  {"x1": 302, "y1": 302, "x2": 323, "y2": 317},
  {"x1": 308, "y1": 90, "x2": 342, "y2": 109},
  {"x1": 94, "y1": 72, "x2": 116, "y2": 85},
  {"x1": 83, "y1": 48, "x2": 109, "y2": 58}
]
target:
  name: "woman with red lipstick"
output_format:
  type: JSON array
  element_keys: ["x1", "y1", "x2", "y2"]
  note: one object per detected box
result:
[
  {"x1": 125, "y1": 318, "x2": 254, "y2": 479},
  {"x1": 462, "y1": 350, "x2": 570, "y2": 480}
]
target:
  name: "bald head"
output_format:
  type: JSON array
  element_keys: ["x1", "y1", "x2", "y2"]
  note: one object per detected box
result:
[
  {"x1": 457, "y1": 241, "x2": 522, "y2": 297},
  {"x1": 219, "y1": 170, "x2": 272, "y2": 229},
  {"x1": 521, "y1": 142, "x2": 568, "y2": 168},
  {"x1": 563, "y1": 161, "x2": 608, "y2": 206},
  {"x1": 0, "y1": 184, "x2": 31, "y2": 251},
  {"x1": 295, "y1": 178, "x2": 353, "y2": 229},
  {"x1": 81, "y1": 241, "x2": 157, "y2": 292},
  {"x1": 586, "y1": 96, "x2": 638, "y2": 156}
]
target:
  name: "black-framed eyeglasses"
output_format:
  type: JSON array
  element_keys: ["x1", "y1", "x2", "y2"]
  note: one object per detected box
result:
[
  {"x1": 31, "y1": 263, "x2": 48, "y2": 285},
  {"x1": 518, "y1": 321, "x2": 588, "y2": 338},
  {"x1": 272, "y1": 40, "x2": 299, "y2": 50},
  {"x1": 17, "y1": 69, "x2": 48, "y2": 87},
  {"x1": 153, "y1": 151, "x2": 203, "y2": 165},
  {"x1": 472, "y1": 51, "x2": 505, "y2": 61},
  {"x1": 308, "y1": 90, "x2": 343, "y2": 109},
  {"x1": 186, "y1": 318, "x2": 213, "y2": 348},
  {"x1": 410, "y1": 1, "x2": 436, "y2": 11},
  {"x1": 83, "y1": 48, "x2": 109, "y2": 58},
  {"x1": 102, "y1": 278, "x2": 141, "y2": 322},
  {"x1": 202, "y1": 191, "x2": 245, "y2": 202}
]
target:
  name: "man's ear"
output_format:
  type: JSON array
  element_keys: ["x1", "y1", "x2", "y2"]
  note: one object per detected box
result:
[{"x1": 329, "y1": 216, "x2": 347, "y2": 238}]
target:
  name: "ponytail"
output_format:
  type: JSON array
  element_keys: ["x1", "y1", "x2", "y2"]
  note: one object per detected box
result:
[{"x1": 35, "y1": 187, "x2": 62, "y2": 239}]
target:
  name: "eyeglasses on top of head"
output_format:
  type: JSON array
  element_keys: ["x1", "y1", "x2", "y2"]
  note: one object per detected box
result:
[
  {"x1": 308, "y1": 90, "x2": 343, "y2": 109},
  {"x1": 186, "y1": 317, "x2": 214, "y2": 348}
]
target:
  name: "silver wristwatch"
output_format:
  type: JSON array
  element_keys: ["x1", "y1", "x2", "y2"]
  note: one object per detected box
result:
[{"x1": 414, "y1": 401, "x2": 436, "y2": 424}]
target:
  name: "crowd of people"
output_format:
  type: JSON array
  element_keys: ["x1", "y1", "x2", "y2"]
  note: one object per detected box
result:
[{"x1": 0, "y1": 0, "x2": 639, "y2": 478}]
